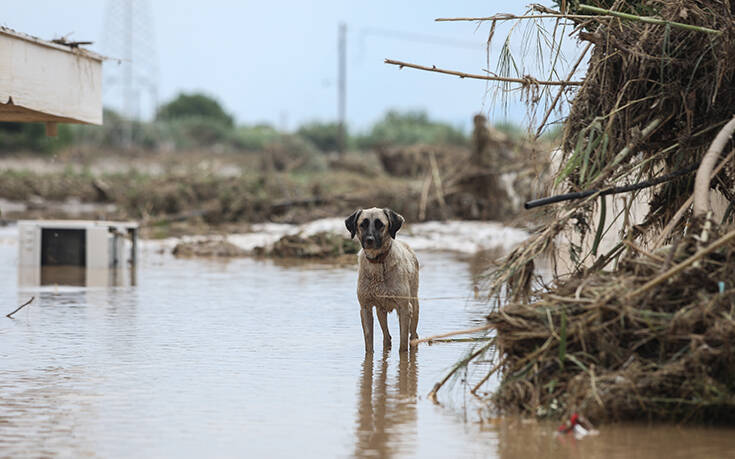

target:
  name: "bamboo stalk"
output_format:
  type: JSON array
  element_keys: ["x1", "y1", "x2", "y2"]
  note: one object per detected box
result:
[
  {"x1": 579, "y1": 4, "x2": 722, "y2": 35},
  {"x1": 626, "y1": 228, "x2": 735, "y2": 299},
  {"x1": 384, "y1": 59, "x2": 583, "y2": 86}
]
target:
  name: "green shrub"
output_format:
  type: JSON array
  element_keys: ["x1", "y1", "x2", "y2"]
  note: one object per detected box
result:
[
  {"x1": 0, "y1": 122, "x2": 72, "y2": 154},
  {"x1": 69, "y1": 108, "x2": 161, "y2": 149},
  {"x1": 296, "y1": 121, "x2": 341, "y2": 152},
  {"x1": 229, "y1": 124, "x2": 280, "y2": 151},
  {"x1": 267, "y1": 133, "x2": 326, "y2": 172},
  {"x1": 155, "y1": 92, "x2": 234, "y2": 127},
  {"x1": 160, "y1": 117, "x2": 232, "y2": 149},
  {"x1": 356, "y1": 110, "x2": 467, "y2": 149}
]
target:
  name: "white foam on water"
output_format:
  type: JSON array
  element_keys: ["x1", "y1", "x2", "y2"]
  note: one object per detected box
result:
[
  {"x1": 228, "y1": 218, "x2": 529, "y2": 255},
  {"x1": 0, "y1": 218, "x2": 530, "y2": 255},
  {"x1": 403, "y1": 220, "x2": 528, "y2": 253}
]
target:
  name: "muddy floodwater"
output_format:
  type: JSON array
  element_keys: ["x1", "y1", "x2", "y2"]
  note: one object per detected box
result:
[{"x1": 1, "y1": 228, "x2": 735, "y2": 458}]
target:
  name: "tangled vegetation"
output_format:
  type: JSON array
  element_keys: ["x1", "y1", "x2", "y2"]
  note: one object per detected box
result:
[{"x1": 411, "y1": 0, "x2": 735, "y2": 423}]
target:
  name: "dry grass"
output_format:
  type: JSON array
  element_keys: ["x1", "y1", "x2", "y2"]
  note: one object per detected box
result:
[
  {"x1": 426, "y1": 0, "x2": 735, "y2": 424},
  {"x1": 489, "y1": 219, "x2": 735, "y2": 423}
]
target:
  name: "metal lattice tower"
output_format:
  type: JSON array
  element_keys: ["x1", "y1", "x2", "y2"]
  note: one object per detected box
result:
[{"x1": 102, "y1": 0, "x2": 158, "y2": 121}]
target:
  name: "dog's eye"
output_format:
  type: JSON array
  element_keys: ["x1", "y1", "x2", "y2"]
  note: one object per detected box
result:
[
  {"x1": 360, "y1": 220, "x2": 369, "y2": 228},
  {"x1": 374, "y1": 220, "x2": 383, "y2": 228}
]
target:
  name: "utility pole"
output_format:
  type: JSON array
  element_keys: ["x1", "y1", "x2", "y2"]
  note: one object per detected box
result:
[{"x1": 337, "y1": 22, "x2": 346, "y2": 155}]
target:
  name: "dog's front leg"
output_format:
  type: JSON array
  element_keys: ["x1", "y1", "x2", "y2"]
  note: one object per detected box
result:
[
  {"x1": 398, "y1": 302, "x2": 410, "y2": 352},
  {"x1": 376, "y1": 309, "x2": 391, "y2": 349},
  {"x1": 360, "y1": 306, "x2": 374, "y2": 353}
]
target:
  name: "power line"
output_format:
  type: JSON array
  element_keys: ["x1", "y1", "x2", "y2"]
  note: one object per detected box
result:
[{"x1": 358, "y1": 27, "x2": 482, "y2": 50}]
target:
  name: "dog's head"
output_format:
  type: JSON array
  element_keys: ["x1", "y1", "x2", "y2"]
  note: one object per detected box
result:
[{"x1": 345, "y1": 207, "x2": 404, "y2": 250}]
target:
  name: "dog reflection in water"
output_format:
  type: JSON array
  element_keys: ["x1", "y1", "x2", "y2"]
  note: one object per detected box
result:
[{"x1": 352, "y1": 350, "x2": 418, "y2": 457}]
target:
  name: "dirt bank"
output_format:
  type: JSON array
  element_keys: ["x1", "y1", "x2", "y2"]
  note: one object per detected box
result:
[{"x1": 0, "y1": 139, "x2": 550, "y2": 235}]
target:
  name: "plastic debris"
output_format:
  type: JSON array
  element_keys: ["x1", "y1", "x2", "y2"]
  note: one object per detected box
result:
[{"x1": 556, "y1": 413, "x2": 599, "y2": 439}]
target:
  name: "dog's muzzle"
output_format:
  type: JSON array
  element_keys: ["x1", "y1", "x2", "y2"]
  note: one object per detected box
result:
[{"x1": 362, "y1": 233, "x2": 383, "y2": 249}]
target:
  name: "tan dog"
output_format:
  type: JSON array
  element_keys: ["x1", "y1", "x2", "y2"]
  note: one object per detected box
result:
[{"x1": 345, "y1": 207, "x2": 419, "y2": 353}]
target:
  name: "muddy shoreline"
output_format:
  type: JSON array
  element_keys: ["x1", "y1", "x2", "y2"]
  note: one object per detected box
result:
[
  {"x1": 149, "y1": 218, "x2": 529, "y2": 261},
  {"x1": 0, "y1": 139, "x2": 550, "y2": 237}
]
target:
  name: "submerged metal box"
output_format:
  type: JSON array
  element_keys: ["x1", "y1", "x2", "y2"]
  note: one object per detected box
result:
[{"x1": 18, "y1": 220, "x2": 138, "y2": 286}]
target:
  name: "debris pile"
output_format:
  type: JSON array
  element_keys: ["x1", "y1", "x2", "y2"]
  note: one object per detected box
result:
[
  {"x1": 490, "y1": 221, "x2": 735, "y2": 423},
  {"x1": 256, "y1": 232, "x2": 360, "y2": 259},
  {"x1": 484, "y1": 0, "x2": 735, "y2": 422},
  {"x1": 172, "y1": 239, "x2": 248, "y2": 257},
  {"x1": 418, "y1": 1, "x2": 735, "y2": 423}
]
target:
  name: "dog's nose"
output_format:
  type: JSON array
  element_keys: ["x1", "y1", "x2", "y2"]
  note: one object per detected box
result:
[{"x1": 366, "y1": 236, "x2": 375, "y2": 245}]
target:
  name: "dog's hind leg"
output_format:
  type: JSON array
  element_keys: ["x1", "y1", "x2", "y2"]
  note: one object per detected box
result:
[
  {"x1": 360, "y1": 306, "x2": 374, "y2": 353},
  {"x1": 398, "y1": 302, "x2": 410, "y2": 352},
  {"x1": 376, "y1": 309, "x2": 391, "y2": 349},
  {"x1": 410, "y1": 299, "x2": 419, "y2": 342}
]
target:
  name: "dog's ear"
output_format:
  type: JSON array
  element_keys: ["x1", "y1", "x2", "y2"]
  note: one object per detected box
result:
[
  {"x1": 345, "y1": 209, "x2": 362, "y2": 239},
  {"x1": 383, "y1": 208, "x2": 404, "y2": 239}
]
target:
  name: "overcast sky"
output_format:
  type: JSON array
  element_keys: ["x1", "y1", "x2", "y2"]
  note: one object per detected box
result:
[{"x1": 3, "y1": 1, "x2": 580, "y2": 132}]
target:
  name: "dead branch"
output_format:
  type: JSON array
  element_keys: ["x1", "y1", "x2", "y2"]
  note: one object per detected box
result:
[
  {"x1": 428, "y1": 342, "x2": 493, "y2": 404},
  {"x1": 435, "y1": 14, "x2": 607, "y2": 22},
  {"x1": 428, "y1": 151, "x2": 448, "y2": 217},
  {"x1": 418, "y1": 173, "x2": 431, "y2": 221},
  {"x1": 7, "y1": 296, "x2": 34, "y2": 319},
  {"x1": 627, "y1": 228, "x2": 735, "y2": 299},
  {"x1": 411, "y1": 324, "x2": 493, "y2": 346},
  {"x1": 471, "y1": 358, "x2": 506, "y2": 395},
  {"x1": 428, "y1": 337, "x2": 493, "y2": 343},
  {"x1": 384, "y1": 59, "x2": 583, "y2": 87}
]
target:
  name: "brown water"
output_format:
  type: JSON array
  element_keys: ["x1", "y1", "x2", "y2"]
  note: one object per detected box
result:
[{"x1": 1, "y1": 240, "x2": 735, "y2": 458}]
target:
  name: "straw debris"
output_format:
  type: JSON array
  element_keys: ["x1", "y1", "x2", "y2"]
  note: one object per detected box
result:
[
  {"x1": 412, "y1": 0, "x2": 735, "y2": 423},
  {"x1": 483, "y1": 0, "x2": 735, "y2": 422},
  {"x1": 489, "y1": 221, "x2": 735, "y2": 423}
]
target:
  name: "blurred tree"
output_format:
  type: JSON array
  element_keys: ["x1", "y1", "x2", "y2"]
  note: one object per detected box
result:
[
  {"x1": 229, "y1": 124, "x2": 280, "y2": 151},
  {"x1": 155, "y1": 92, "x2": 234, "y2": 127},
  {"x1": 356, "y1": 110, "x2": 467, "y2": 148},
  {"x1": 0, "y1": 122, "x2": 71, "y2": 154},
  {"x1": 297, "y1": 121, "x2": 341, "y2": 152}
]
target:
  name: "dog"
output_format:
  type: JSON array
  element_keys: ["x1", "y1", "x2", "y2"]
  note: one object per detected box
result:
[{"x1": 345, "y1": 207, "x2": 419, "y2": 353}]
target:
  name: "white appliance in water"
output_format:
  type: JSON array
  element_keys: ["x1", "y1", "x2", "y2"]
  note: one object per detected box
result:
[{"x1": 17, "y1": 220, "x2": 138, "y2": 287}]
